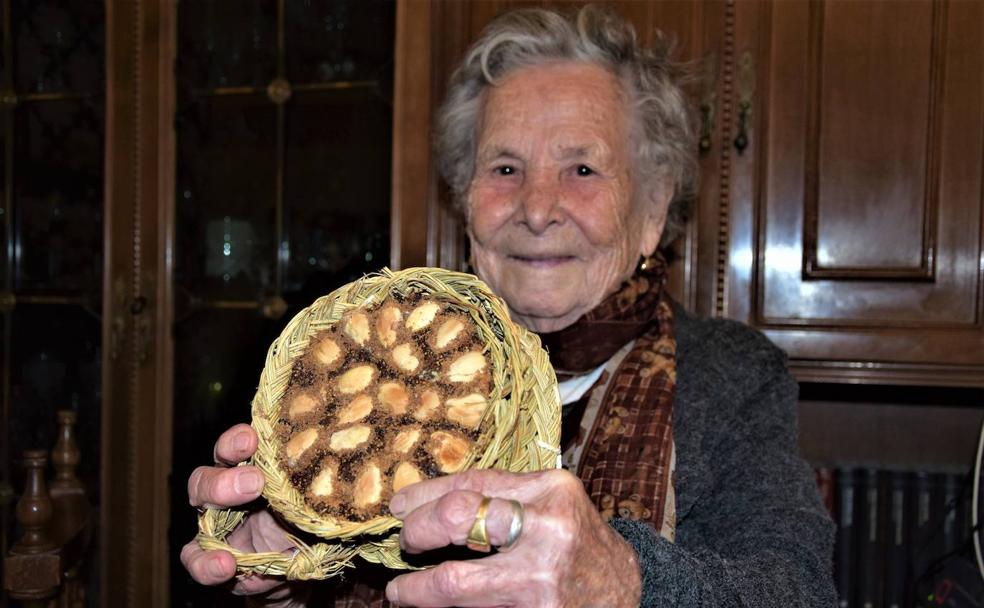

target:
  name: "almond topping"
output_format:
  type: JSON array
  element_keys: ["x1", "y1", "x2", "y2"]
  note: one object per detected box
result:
[
  {"x1": 392, "y1": 427, "x2": 422, "y2": 454},
  {"x1": 445, "y1": 393, "x2": 488, "y2": 429},
  {"x1": 406, "y1": 302, "x2": 441, "y2": 332},
  {"x1": 428, "y1": 431, "x2": 472, "y2": 473},
  {"x1": 329, "y1": 424, "x2": 372, "y2": 452},
  {"x1": 285, "y1": 428, "x2": 319, "y2": 467},
  {"x1": 393, "y1": 462, "x2": 423, "y2": 492},
  {"x1": 392, "y1": 343, "x2": 421, "y2": 373},
  {"x1": 376, "y1": 305, "x2": 402, "y2": 348},
  {"x1": 413, "y1": 389, "x2": 441, "y2": 421},
  {"x1": 313, "y1": 337, "x2": 341, "y2": 367},
  {"x1": 447, "y1": 351, "x2": 487, "y2": 383},
  {"x1": 310, "y1": 463, "x2": 336, "y2": 497},
  {"x1": 378, "y1": 382, "x2": 410, "y2": 415},
  {"x1": 353, "y1": 463, "x2": 382, "y2": 508},
  {"x1": 337, "y1": 364, "x2": 375, "y2": 394},
  {"x1": 287, "y1": 393, "x2": 319, "y2": 420},
  {"x1": 337, "y1": 394, "x2": 373, "y2": 425},
  {"x1": 434, "y1": 318, "x2": 466, "y2": 350},
  {"x1": 343, "y1": 312, "x2": 371, "y2": 346}
]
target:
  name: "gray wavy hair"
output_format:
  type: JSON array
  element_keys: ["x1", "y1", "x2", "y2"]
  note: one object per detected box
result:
[{"x1": 435, "y1": 4, "x2": 698, "y2": 247}]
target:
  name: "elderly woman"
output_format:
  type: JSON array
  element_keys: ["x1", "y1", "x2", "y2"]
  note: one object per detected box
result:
[{"x1": 182, "y1": 6, "x2": 835, "y2": 607}]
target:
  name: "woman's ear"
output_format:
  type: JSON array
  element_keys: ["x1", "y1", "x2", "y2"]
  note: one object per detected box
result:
[{"x1": 638, "y1": 179, "x2": 674, "y2": 257}]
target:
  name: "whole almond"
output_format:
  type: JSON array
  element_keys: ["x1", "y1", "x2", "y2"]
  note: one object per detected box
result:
[
  {"x1": 343, "y1": 312, "x2": 371, "y2": 346},
  {"x1": 285, "y1": 428, "x2": 319, "y2": 467},
  {"x1": 376, "y1": 306, "x2": 402, "y2": 348},
  {"x1": 310, "y1": 463, "x2": 336, "y2": 497},
  {"x1": 447, "y1": 351, "x2": 487, "y2": 383},
  {"x1": 445, "y1": 393, "x2": 488, "y2": 429},
  {"x1": 336, "y1": 394, "x2": 373, "y2": 425},
  {"x1": 353, "y1": 463, "x2": 383, "y2": 508},
  {"x1": 392, "y1": 427, "x2": 422, "y2": 454},
  {"x1": 337, "y1": 364, "x2": 375, "y2": 394},
  {"x1": 406, "y1": 302, "x2": 441, "y2": 332},
  {"x1": 378, "y1": 382, "x2": 410, "y2": 415},
  {"x1": 329, "y1": 424, "x2": 372, "y2": 451},
  {"x1": 434, "y1": 318, "x2": 466, "y2": 350},
  {"x1": 391, "y1": 343, "x2": 421, "y2": 372},
  {"x1": 393, "y1": 462, "x2": 423, "y2": 492},
  {"x1": 288, "y1": 393, "x2": 319, "y2": 420},
  {"x1": 313, "y1": 337, "x2": 341, "y2": 367},
  {"x1": 413, "y1": 389, "x2": 441, "y2": 421},
  {"x1": 428, "y1": 430, "x2": 472, "y2": 473}
]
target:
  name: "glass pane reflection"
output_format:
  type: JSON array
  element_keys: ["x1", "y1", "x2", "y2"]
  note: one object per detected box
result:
[
  {"x1": 178, "y1": 0, "x2": 277, "y2": 90},
  {"x1": 286, "y1": 0, "x2": 395, "y2": 84},
  {"x1": 284, "y1": 90, "x2": 391, "y2": 295},
  {"x1": 12, "y1": 0, "x2": 104, "y2": 95},
  {"x1": 175, "y1": 96, "x2": 277, "y2": 299},
  {"x1": 13, "y1": 99, "x2": 104, "y2": 292}
]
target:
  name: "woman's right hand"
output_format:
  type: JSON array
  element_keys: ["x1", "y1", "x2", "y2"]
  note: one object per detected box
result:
[{"x1": 180, "y1": 423, "x2": 308, "y2": 607}]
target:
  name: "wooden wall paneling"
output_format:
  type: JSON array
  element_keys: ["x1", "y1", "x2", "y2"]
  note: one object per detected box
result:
[
  {"x1": 752, "y1": 0, "x2": 983, "y2": 383},
  {"x1": 102, "y1": 1, "x2": 175, "y2": 605},
  {"x1": 391, "y1": 0, "x2": 434, "y2": 271}
]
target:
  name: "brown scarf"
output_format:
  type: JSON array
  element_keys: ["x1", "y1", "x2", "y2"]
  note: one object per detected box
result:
[
  {"x1": 332, "y1": 256, "x2": 677, "y2": 606},
  {"x1": 541, "y1": 255, "x2": 676, "y2": 539}
]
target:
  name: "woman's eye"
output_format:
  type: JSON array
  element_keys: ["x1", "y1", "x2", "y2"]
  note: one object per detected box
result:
[
  {"x1": 494, "y1": 165, "x2": 516, "y2": 176},
  {"x1": 576, "y1": 165, "x2": 594, "y2": 177}
]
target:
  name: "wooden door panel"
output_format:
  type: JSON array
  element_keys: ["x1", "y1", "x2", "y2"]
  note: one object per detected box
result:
[
  {"x1": 808, "y1": 0, "x2": 936, "y2": 275},
  {"x1": 758, "y1": 0, "x2": 982, "y2": 329}
]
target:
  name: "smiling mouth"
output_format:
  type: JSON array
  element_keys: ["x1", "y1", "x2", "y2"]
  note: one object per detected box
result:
[{"x1": 509, "y1": 255, "x2": 577, "y2": 268}]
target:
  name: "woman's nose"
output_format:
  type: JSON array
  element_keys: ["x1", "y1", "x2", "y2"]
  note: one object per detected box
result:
[{"x1": 518, "y1": 177, "x2": 564, "y2": 234}]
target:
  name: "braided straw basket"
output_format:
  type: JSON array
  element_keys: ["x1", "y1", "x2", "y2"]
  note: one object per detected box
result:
[{"x1": 197, "y1": 267, "x2": 561, "y2": 580}]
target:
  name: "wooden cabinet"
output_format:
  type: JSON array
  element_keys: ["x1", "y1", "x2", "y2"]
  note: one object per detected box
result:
[
  {"x1": 717, "y1": 0, "x2": 984, "y2": 386},
  {"x1": 419, "y1": 0, "x2": 984, "y2": 387}
]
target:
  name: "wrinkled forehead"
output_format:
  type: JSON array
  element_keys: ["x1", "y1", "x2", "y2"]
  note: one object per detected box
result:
[{"x1": 473, "y1": 62, "x2": 635, "y2": 156}]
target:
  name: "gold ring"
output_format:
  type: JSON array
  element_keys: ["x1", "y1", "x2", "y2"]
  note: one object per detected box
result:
[{"x1": 466, "y1": 496, "x2": 493, "y2": 552}]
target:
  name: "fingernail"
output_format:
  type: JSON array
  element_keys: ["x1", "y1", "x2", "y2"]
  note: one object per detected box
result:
[
  {"x1": 385, "y1": 580, "x2": 399, "y2": 605},
  {"x1": 208, "y1": 557, "x2": 227, "y2": 579},
  {"x1": 233, "y1": 431, "x2": 251, "y2": 453},
  {"x1": 234, "y1": 470, "x2": 263, "y2": 495},
  {"x1": 389, "y1": 493, "x2": 406, "y2": 517}
]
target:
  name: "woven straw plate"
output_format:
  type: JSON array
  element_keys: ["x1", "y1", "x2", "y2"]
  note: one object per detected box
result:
[{"x1": 197, "y1": 267, "x2": 561, "y2": 579}]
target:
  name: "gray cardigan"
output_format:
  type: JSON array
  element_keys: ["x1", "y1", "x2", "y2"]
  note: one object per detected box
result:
[{"x1": 610, "y1": 306, "x2": 837, "y2": 607}]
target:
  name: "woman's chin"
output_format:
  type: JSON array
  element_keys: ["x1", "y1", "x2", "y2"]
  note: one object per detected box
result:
[{"x1": 506, "y1": 300, "x2": 587, "y2": 334}]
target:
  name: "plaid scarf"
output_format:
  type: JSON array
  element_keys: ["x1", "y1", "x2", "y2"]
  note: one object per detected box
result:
[
  {"x1": 540, "y1": 255, "x2": 676, "y2": 540},
  {"x1": 332, "y1": 256, "x2": 677, "y2": 606}
]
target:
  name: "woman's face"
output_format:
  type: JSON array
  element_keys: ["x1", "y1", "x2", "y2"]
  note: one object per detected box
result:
[{"x1": 466, "y1": 62, "x2": 670, "y2": 333}]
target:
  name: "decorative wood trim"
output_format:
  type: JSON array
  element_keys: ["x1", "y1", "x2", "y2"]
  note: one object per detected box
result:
[
  {"x1": 789, "y1": 359, "x2": 984, "y2": 388},
  {"x1": 713, "y1": 0, "x2": 737, "y2": 318},
  {"x1": 391, "y1": 0, "x2": 434, "y2": 271},
  {"x1": 102, "y1": 1, "x2": 174, "y2": 605},
  {"x1": 801, "y1": 0, "x2": 945, "y2": 281}
]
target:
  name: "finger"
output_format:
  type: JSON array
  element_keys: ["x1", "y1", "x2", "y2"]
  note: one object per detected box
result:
[
  {"x1": 188, "y1": 465, "x2": 264, "y2": 509},
  {"x1": 213, "y1": 423, "x2": 258, "y2": 466},
  {"x1": 389, "y1": 468, "x2": 539, "y2": 519},
  {"x1": 400, "y1": 491, "x2": 522, "y2": 554},
  {"x1": 180, "y1": 541, "x2": 237, "y2": 586},
  {"x1": 386, "y1": 559, "x2": 513, "y2": 608}
]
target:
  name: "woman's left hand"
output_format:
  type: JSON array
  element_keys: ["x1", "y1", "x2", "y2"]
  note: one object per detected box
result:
[{"x1": 385, "y1": 468, "x2": 642, "y2": 607}]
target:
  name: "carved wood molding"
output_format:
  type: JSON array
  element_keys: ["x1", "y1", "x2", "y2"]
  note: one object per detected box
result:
[
  {"x1": 789, "y1": 359, "x2": 984, "y2": 388},
  {"x1": 102, "y1": 1, "x2": 175, "y2": 606},
  {"x1": 713, "y1": 0, "x2": 737, "y2": 318}
]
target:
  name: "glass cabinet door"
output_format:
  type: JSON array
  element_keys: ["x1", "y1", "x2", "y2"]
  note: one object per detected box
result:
[
  {"x1": 0, "y1": 2, "x2": 104, "y2": 605},
  {"x1": 170, "y1": 2, "x2": 394, "y2": 605}
]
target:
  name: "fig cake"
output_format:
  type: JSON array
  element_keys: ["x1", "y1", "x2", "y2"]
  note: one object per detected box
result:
[{"x1": 274, "y1": 294, "x2": 492, "y2": 522}]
